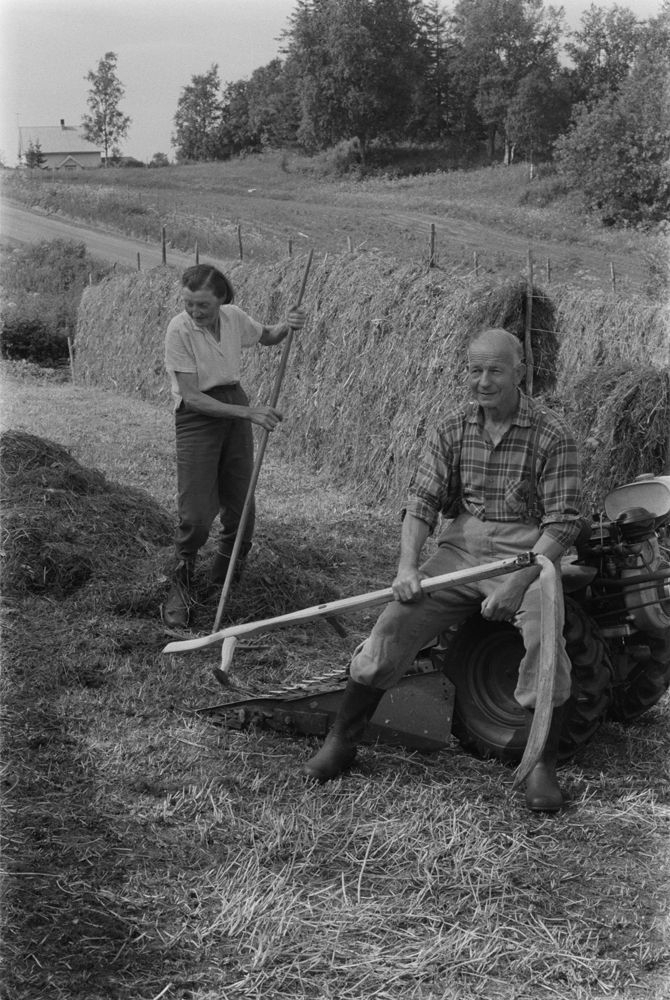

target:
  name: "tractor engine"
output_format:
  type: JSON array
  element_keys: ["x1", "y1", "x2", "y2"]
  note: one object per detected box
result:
[{"x1": 576, "y1": 475, "x2": 670, "y2": 638}]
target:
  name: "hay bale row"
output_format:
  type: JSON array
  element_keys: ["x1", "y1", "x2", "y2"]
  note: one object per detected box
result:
[
  {"x1": 563, "y1": 365, "x2": 670, "y2": 500},
  {"x1": 76, "y1": 267, "x2": 181, "y2": 403},
  {"x1": 554, "y1": 288, "x2": 669, "y2": 388},
  {"x1": 75, "y1": 253, "x2": 669, "y2": 508}
]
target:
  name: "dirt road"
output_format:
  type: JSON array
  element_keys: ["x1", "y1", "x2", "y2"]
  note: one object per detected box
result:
[
  {"x1": 0, "y1": 203, "x2": 224, "y2": 272},
  {"x1": 0, "y1": 198, "x2": 649, "y2": 293}
]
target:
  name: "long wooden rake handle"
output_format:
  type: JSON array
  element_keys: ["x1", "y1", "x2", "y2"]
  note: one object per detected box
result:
[
  {"x1": 212, "y1": 249, "x2": 314, "y2": 633},
  {"x1": 165, "y1": 553, "x2": 537, "y2": 659}
]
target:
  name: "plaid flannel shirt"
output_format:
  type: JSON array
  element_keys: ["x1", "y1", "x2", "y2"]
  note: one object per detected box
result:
[{"x1": 405, "y1": 392, "x2": 584, "y2": 550}]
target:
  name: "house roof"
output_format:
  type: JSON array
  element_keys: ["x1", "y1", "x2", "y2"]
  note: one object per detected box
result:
[{"x1": 18, "y1": 124, "x2": 102, "y2": 156}]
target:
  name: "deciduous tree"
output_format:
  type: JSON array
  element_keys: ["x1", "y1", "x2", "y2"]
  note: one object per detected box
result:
[
  {"x1": 24, "y1": 140, "x2": 46, "y2": 169},
  {"x1": 284, "y1": 0, "x2": 427, "y2": 156},
  {"x1": 565, "y1": 3, "x2": 642, "y2": 105},
  {"x1": 555, "y1": 9, "x2": 670, "y2": 224},
  {"x1": 450, "y1": 0, "x2": 564, "y2": 162},
  {"x1": 81, "y1": 52, "x2": 131, "y2": 165},
  {"x1": 172, "y1": 65, "x2": 226, "y2": 162}
]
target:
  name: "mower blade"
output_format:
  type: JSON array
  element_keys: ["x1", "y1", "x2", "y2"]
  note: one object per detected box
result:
[{"x1": 197, "y1": 670, "x2": 455, "y2": 752}]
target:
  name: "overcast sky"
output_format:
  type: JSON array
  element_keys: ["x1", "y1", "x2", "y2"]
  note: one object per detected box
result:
[{"x1": 0, "y1": 0, "x2": 664, "y2": 166}]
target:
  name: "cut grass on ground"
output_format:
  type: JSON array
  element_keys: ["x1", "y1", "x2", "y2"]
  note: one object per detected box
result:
[{"x1": 1, "y1": 363, "x2": 669, "y2": 1000}]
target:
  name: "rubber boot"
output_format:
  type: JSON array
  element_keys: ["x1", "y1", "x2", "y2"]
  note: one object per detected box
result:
[
  {"x1": 524, "y1": 705, "x2": 565, "y2": 812},
  {"x1": 303, "y1": 679, "x2": 385, "y2": 782},
  {"x1": 210, "y1": 550, "x2": 245, "y2": 586},
  {"x1": 210, "y1": 537, "x2": 251, "y2": 586},
  {"x1": 162, "y1": 559, "x2": 194, "y2": 629}
]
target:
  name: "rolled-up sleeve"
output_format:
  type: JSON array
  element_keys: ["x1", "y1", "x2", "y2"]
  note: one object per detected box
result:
[
  {"x1": 404, "y1": 424, "x2": 458, "y2": 532},
  {"x1": 539, "y1": 426, "x2": 584, "y2": 550}
]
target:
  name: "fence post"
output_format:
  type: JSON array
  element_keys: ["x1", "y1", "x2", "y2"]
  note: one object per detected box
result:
[
  {"x1": 161, "y1": 226, "x2": 167, "y2": 265},
  {"x1": 137, "y1": 252, "x2": 141, "y2": 271},
  {"x1": 237, "y1": 223, "x2": 243, "y2": 260},
  {"x1": 545, "y1": 257, "x2": 551, "y2": 285},
  {"x1": 347, "y1": 236, "x2": 353, "y2": 253},
  {"x1": 524, "y1": 248, "x2": 534, "y2": 397},
  {"x1": 288, "y1": 237, "x2": 293, "y2": 257},
  {"x1": 610, "y1": 262, "x2": 616, "y2": 293},
  {"x1": 429, "y1": 224, "x2": 436, "y2": 268},
  {"x1": 195, "y1": 241, "x2": 199, "y2": 265},
  {"x1": 473, "y1": 250, "x2": 479, "y2": 277},
  {"x1": 67, "y1": 337, "x2": 75, "y2": 384}
]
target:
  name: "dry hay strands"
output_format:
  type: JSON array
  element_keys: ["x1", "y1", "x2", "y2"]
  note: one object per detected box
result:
[
  {"x1": 76, "y1": 266, "x2": 181, "y2": 401},
  {"x1": 1, "y1": 430, "x2": 172, "y2": 597},
  {"x1": 555, "y1": 288, "x2": 670, "y2": 391},
  {"x1": 564, "y1": 364, "x2": 670, "y2": 502},
  {"x1": 465, "y1": 278, "x2": 559, "y2": 394}
]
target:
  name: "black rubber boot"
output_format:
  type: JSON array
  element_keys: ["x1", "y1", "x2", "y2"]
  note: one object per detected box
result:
[
  {"x1": 210, "y1": 550, "x2": 245, "y2": 586},
  {"x1": 162, "y1": 559, "x2": 194, "y2": 629},
  {"x1": 524, "y1": 705, "x2": 565, "y2": 812},
  {"x1": 303, "y1": 679, "x2": 385, "y2": 782}
]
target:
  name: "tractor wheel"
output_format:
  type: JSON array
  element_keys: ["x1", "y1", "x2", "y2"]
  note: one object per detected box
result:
[
  {"x1": 608, "y1": 630, "x2": 670, "y2": 723},
  {"x1": 434, "y1": 597, "x2": 613, "y2": 763}
]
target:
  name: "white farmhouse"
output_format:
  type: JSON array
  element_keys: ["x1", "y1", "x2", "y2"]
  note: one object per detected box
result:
[{"x1": 18, "y1": 119, "x2": 102, "y2": 170}]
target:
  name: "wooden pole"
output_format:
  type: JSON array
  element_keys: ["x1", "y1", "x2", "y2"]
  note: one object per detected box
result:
[
  {"x1": 347, "y1": 236, "x2": 353, "y2": 252},
  {"x1": 161, "y1": 226, "x2": 166, "y2": 265},
  {"x1": 288, "y1": 237, "x2": 293, "y2": 257},
  {"x1": 195, "y1": 241, "x2": 199, "y2": 265},
  {"x1": 67, "y1": 337, "x2": 75, "y2": 384},
  {"x1": 212, "y1": 250, "x2": 314, "y2": 635},
  {"x1": 610, "y1": 262, "x2": 616, "y2": 293},
  {"x1": 237, "y1": 223, "x2": 243, "y2": 260},
  {"x1": 545, "y1": 257, "x2": 551, "y2": 285},
  {"x1": 429, "y1": 224, "x2": 436, "y2": 268},
  {"x1": 524, "y1": 248, "x2": 534, "y2": 397},
  {"x1": 136, "y1": 252, "x2": 141, "y2": 271}
]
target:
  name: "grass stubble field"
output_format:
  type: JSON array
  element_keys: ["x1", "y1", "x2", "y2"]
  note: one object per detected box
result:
[
  {"x1": 1, "y1": 367, "x2": 669, "y2": 1000},
  {"x1": 1, "y1": 157, "x2": 669, "y2": 999}
]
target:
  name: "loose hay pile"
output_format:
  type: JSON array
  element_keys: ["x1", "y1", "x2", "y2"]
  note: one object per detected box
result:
[
  {"x1": 0, "y1": 430, "x2": 173, "y2": 597},
  {"x1": 0, "y1": 430, "x2": 362, "y2": 677}
]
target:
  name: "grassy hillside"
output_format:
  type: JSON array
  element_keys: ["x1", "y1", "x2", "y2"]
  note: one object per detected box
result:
[{"x1": 2, "y1": 153, "x2": 665, "y2": 294}]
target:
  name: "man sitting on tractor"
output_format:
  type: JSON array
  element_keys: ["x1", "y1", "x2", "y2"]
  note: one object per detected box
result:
[{"x1": 304, "y1": 327, "x2": 584, "y2": 812}]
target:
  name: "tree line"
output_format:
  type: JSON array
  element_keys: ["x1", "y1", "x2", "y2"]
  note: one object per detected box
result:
[{"x1": 78, "y1": 0, "x2": 669, "y2": 226}]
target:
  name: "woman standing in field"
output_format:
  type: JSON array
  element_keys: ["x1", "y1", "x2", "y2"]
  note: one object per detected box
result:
[{"x1": 163, "y1": 263, "x2": 306, "y2": 629}]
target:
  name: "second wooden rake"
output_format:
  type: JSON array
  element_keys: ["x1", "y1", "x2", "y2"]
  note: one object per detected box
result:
[{"x1": 211, "y1": 248, "x2": 314, "y2": 635}]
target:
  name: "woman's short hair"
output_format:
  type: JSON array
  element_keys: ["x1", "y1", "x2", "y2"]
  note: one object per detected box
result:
[{"x1": 181, "y1": 264, "x2": 234, "y2": 304}]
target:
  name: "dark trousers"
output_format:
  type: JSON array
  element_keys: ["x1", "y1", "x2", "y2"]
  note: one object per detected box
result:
[{"x1": 173, "y1": 384, "x2": 255, "y2": 563}]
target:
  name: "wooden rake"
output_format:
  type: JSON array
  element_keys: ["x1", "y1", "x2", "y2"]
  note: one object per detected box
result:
[{"x1": 211, "y1": 249, "x2": 314, "y2": 636}]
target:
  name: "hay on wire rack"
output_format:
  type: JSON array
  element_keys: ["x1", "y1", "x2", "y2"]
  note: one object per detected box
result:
[
  {"x1": 74, "y1": 250, "x2": 669, "y2": 508},
  {"x1": 563, "y1": 364, "x2": 670, "y2": 503},
  {"x1": 555, "y1": 288, "x2": 670, "y2": 390},
  {"x1": 76, "y1": 266, "x2": 182, "y2": 402},
  {"x1": 465, "y1": 278, "x2": 559, "y2": 394}
]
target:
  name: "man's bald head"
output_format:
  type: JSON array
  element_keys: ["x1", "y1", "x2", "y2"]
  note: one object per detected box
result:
[{"x1": 468, "y1": 328, "x2": 524, "y2": 365}]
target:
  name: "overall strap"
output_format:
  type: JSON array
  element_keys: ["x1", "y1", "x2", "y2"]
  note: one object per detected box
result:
[{"x1": 527, "y1": 409, "x2": 546, "y2": 520}]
